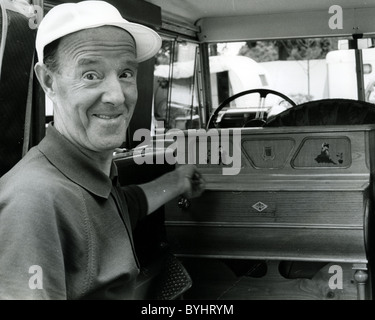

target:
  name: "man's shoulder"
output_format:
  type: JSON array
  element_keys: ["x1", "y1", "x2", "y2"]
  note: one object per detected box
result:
[
  {"x1": 0, "y1": 146, "x2": 74, "y2": 195},
  {"x1": 0, "y1": 146, "x2": 84, "y2": 220}
]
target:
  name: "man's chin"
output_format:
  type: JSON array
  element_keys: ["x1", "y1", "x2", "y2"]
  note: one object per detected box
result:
[
  {"x1": 91, "y1": 131, "x2": 126, "y2": 150},
  {"x1": 92, "y1": 140, "x2": 124, "y2": 153}
]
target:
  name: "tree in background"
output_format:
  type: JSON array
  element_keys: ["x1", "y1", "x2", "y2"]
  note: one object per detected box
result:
[
  {"x1": 238, "y1": 38, "x2": 342, "y2": 103},
  {"x1": 239, "y1": 38, "x2": 340, "y2": 62}
]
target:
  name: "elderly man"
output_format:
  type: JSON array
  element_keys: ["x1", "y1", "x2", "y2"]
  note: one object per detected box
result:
[{"x1": 0, "y1": 1, "x2": 205, "y2": 299}]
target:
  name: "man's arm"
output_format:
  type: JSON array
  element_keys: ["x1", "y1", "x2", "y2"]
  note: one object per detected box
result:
[
  {"x1": 0, "y1": 182, "x2": 68, "y2": 300},
  {"x1": 138, "y1": 164, "x2": 205, "y2": 215}
]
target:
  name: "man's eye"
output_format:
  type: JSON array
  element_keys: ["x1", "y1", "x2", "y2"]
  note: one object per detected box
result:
[
  {"x1": 83, "y1": 73, "x2": 99, "y2": 80},
  {"x1": 120, "y1": 71, "x2": 133, "y2": 79}
]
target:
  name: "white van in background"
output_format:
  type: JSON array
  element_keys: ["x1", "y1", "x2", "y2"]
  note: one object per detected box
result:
[
  {"x1": 326, "y1": 46, "x2": 375, "y2": 102},
  {"x1": 153, "y1": 54, "x2": 272, "y2": 129}
]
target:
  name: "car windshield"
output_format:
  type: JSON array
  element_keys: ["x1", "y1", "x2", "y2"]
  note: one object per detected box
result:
[{"x1": 152, "y1": 35, "x2": 375, "y2": 130}]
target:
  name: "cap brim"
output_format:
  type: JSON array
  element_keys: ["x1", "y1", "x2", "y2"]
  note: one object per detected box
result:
[
  {"x1": 40, "y1": 22, "x2": 161, "y2": 63},
  {"x1": 36, "y1": 1, "x2": 162, "y2": 63},
  {"x1": 37, "y1": 22, "x2": 161, "y2": 64},
  {"x1": 108, "y1": 22, "x2": 162, "y2": 63}
]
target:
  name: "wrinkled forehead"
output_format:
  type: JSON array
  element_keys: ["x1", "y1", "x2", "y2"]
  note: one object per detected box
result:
[{"x1": 57, "y1": 26, "x2": 137, "y2": 61}]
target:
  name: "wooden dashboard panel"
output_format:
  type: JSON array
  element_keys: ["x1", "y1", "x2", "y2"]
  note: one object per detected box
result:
[{"x1": 164, "y1": 125, "x2": 375, "y2": 264}]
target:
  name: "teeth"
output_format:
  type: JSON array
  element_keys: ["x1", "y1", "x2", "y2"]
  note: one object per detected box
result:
[{"x1": 95, "y1": 114, "x2": 119, "y2": 119}]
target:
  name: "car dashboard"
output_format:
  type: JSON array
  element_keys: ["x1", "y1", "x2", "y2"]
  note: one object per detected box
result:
[{"x1": 162, "y1": 125, "x2": 375, "y2": 299}]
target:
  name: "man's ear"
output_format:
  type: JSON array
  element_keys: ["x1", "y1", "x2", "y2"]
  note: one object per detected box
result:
[{"x1": 34, "y1": 62, "x2": 56, "y2": 103}]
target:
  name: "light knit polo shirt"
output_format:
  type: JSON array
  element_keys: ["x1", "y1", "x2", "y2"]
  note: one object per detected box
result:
[{"x1": 0, "y1": 124, "x2": 148, "y2": 299}]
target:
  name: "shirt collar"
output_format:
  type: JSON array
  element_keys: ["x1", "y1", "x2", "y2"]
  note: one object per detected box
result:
[{"x1": 38, "y1": 124, "x2": 117, "y2": 199}]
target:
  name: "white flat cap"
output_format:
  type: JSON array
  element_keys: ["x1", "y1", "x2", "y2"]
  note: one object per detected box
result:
[{"x1": 36, "y1": 0, "x2": 162, "y2": 63}]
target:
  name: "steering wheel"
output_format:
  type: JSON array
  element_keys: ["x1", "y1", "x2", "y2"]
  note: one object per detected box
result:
[{"x1": 206, "y1": 88, "x2": 296, "y2": 129}]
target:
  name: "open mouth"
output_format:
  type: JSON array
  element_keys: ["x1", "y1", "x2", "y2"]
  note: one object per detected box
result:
[{"x1": 93, "y1": 114, "x2": 122, "y2": 120}]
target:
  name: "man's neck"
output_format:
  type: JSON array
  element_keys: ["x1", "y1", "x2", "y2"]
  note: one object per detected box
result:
[
  {"x1": 80, "y1": 148, "x2": 114, "y2": 177},
  {"x1": 53, "y1": 123, "x2": 114, "y2": 177}
]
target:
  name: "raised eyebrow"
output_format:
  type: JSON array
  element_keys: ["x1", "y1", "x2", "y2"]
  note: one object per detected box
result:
[
  {"x1": 76, "y1": 58, "x2": 139, "y2": 70},
  {"x1": 123, "y1": 59, "x2": 139, "y2": 70},
  {"x1": 77, "y1": 58, "x2": 100, "y2": 67}
]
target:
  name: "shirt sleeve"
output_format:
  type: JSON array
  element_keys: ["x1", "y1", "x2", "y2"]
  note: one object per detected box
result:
[{"x1": 121, "y1": 184, "x2": 148, "y2": 229}]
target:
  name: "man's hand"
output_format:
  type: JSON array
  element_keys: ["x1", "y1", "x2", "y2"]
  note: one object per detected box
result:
[
  {"x1": 138, "y1": 164, "x2": 205, "y2": 215},
  {"x1": 175, "y1": 164, "x2": 205, "y2": 199}
]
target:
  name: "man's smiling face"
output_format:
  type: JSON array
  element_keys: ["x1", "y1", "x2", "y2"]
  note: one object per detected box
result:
[{"x1": 49, "y1": 26, "x2": 138, "y2": 153}]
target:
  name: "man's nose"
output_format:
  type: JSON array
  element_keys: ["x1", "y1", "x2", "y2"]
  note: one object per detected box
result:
[{"x1": 102, "y1": 75, "x2": 126, "y2": 106}]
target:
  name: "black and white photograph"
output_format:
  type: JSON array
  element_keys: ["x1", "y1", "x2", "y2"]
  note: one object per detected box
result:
[{"x1": 1, "y1": 0, "x2": 375, "y2": 308}]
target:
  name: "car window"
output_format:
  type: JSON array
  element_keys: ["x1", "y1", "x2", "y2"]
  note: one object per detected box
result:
[{"x1": 153, "y1": 38, "x2": 201, "y2": 132}]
